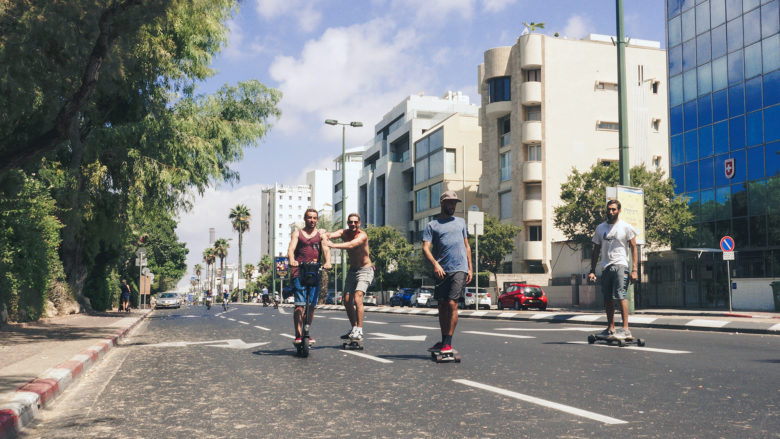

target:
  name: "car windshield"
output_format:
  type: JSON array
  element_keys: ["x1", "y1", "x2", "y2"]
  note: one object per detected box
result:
[
  {"x1": 419, "y1": 289, "x2": 432, "y2": 295},
  {"x1": 524, "y1": 287, "x2": 543, "y2": 295},
  {"x1": 160, "y1": 293, "x2": 176, "y2": 298}
]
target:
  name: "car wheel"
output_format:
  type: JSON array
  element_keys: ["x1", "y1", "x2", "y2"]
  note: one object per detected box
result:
[
  {"x1": 513, "y1": 299, "x2": 520, "y2": 310},
  {"x1": 539, "y1": 305, "x2": 547, "y2": 311},
  {"x1": 498, "y1": 301, "x2": 503, "y2": 310}
]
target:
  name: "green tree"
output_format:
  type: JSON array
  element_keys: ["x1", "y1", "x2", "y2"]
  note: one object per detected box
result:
[
  {"x1": 213, "y1": 238, "x2": 230, "y2": 292},
  {"x1": 229, "y1": 204, "x2": 250, "y2": 302},
  {"x1": 193, "y1": 263, "x2": 203, "y2": 292},
  {"x1": 257, "y1": 254, "x2": 272, "y2": 276},
  {"x1": 365, "y1": 226, "x2": 414, "y2": 291},
  {"x1": 467, "y1": 214, "x2": 521, "y2": 285},
  {"x1": 553, "y1": 162, "x2": 695, "y2": 249},
  {"x1": 203, "y1": 248, "x2": 216, "y2": 292}
]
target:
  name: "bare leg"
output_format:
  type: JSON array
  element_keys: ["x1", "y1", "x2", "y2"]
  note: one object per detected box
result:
[
  {"x1": 343, "y1": 293, "x2": 356, "y2": 327},
  {"x1": 605, "y1": 299, "x2": 615, "y2": 331},
  {"x1": 353, "y1": 291, "x2": 364, "y2": 327},
  {"x1": 437, "y1": 300, "x2": 448, "y2": 339},
  {"x1": 293, "y1": 305, "x2": 303, "y2": 337},
  {"x1": 446, "y1": 299, "x2": 458, "y2": 336},
  {"x1": 619, "y1": 299, "x2": 629, "y2": 330}
]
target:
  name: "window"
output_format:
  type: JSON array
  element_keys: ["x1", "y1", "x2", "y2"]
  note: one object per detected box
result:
[
  {"x1": 415, "y1": 128, "x2": 444, "y2": 183},
  {"x1": 524, "y1": 69, "x2": 541, "y2": 82},
  {"x1": 488, "y1": 76, "x2": 511, "y2": 102},
  {"x1": 430, "y1": 182, "x2": 442, "y2": 209},
  {"x1": 334, "y1": 182, "x2": 342, "y2": 192},
  {"x1": 652, "y1": 118, "x2": 661, "y2": 131},
  {"x1": 444, "y1": 149, "x2": 456, "y2": 174},
  {"x1": 596, "y1": 81, "x2": 618, "y2": 90},
  {"x1": 498, "y1": 115, "x2": 511, "y2": 147},
  {"x1": 415, "y1": 189, "x2": 428, "y2": 213},
  {"x1": 335, "y1": 201, "x2": 342, "y2": 212},
  {"x1": 500, "y1": 151, "x2": 511, "y2": 182},
  {"x1": 529, "y1": 226, "x2": 542, "y2": 241},
  {"x1": 652, "y1": 81, "x2": 660, "y2": 94},
  {"x1": 597, "y1": 121, "x2": 620, "y2": 131},
  {"x1": 499, "y1": 191, "x2": 512, "y2": 219},
  {"x1": 653, "y1": 155, "x2": 662, "y2": 168},
  {"x1": 525, "y1": 183, "x2": 542, "y2": 200},
  {"x1": 525, "y1": 105, "x2": 541, "y2": 121},
  {"x1": 528, "y1": 144, "x2": 541, "y2": 161}
]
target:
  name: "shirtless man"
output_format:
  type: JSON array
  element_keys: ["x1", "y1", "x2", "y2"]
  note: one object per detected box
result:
[
  {"x1": 327, "y1": 213, "x2": 373, "y2": 341},
  {"x1": 287, "y1": 209, "x2": 332, "y2": 345}
]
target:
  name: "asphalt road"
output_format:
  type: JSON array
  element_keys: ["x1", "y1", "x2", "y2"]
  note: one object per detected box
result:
[{"x1": 22, "y1": 304, "x2": 780, "y2": 438}]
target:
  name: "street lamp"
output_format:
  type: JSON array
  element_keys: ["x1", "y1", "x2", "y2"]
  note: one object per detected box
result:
[{"x1": 324, "y1": 119, "x2": 363, "y2": 297}]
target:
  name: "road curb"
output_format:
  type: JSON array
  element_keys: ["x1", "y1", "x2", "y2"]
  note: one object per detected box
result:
[
  {"x1": 299, "y1": 305, "x2": 780, "y2": 336},
  {"x1": 0, "y1": 310, "x2": 150, "y2": 439}
]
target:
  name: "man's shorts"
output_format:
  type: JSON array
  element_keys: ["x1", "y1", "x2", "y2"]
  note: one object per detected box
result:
[
  {"x1": 601, "y1": 264, "x2": 629, "y2": 301},
  {"x1": 434, "y1": 271, "x2": 467, "y2": 302},
  {"x1": 345, "y1": 266, "x2": 374, "y2": 294},
  {"x1": 293, "y1": 276, "x2": 320, "y2": 307}
]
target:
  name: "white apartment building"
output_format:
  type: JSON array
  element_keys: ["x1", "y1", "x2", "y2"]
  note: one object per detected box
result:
[
  {"x1": 478, "y1": 33, "x2": 669, "y2": 276},
  {"x1": 260, "y1": 184, "x2": 312, "y2": 258},
  {"x1": 333, "y1": 146, "x2": 366, "y2": 226},
  {"x1": 306, "y1": 169, "x2": 334, "y2": 218},
  {"x1": 359, "y1": 92, "x2": 479, "y2": 234}
]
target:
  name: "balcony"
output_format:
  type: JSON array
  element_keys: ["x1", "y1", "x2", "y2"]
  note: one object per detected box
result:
[
  {"x1": 485, "y1": 100, "x2": 512, "y2": 118},
  {"x1": 522, "y1": 199, "x2": 543, "y2": 221},
  {"x1": 519, "y1": 34, "x2": 542, "y2": 69},
  {"x1": 522, "y1": 161, "x2": 542, "y2": 182},
  {"x1": 522, "y1": 241, "x2": 543, "y2": 260},
  {"x1": 521, "y1": 81, "x2": 542, "y2": 105},
  {"x1": 522, "y1": 121, "x2": 542, "y2": 143}
]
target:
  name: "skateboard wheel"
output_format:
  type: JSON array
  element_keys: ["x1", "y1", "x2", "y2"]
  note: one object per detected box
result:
[
  {"x1": 587, "y1": 335, "x2": 596, "y2": 344},
  {"x1": 617, "y1": 339, "x2": 625, "y2": 347},
  {"x1": 637, "y1": 339, "x2": 646, "y2": 347}
]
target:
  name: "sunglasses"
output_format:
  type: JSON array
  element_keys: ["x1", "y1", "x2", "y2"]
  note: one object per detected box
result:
[{"x1": 347, "y1": 220, "x2": 359, "y2": 224}]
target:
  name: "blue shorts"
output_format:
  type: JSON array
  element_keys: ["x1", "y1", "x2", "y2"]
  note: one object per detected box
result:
[
  {"x1": 601, "y1": 264, "x2": 629, "y2": 301},
  {"x1": 293, "y1": 276, "x2": 320, "y2": 307}
]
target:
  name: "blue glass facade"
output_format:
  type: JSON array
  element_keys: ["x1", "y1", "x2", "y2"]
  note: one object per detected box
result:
[{"x1": 667, "y1": 0, "x2": 780, "y2": 278}]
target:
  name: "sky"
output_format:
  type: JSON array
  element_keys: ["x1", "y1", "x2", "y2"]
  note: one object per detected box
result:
[{"x1": 175, "y1": 0, "x2": 667, "y2": 289}]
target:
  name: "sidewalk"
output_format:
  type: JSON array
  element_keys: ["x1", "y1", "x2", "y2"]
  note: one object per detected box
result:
[{"x1": 0, "y1": 309, "x2": 150, "y2": 439}]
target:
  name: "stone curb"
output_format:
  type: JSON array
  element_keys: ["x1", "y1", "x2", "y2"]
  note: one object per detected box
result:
[
  {"x1": 294, "y1": 305, "x2": 780, "y2": 335},
  {"x1": 0, "y1": 310, "x2": 150, "y2": 439}
]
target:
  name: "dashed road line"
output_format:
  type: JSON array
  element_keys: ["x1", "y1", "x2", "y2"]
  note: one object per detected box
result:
[
  {"x1": 254, "y1": 325, "x2": 270, "y2": 331},
  {"x1": 462, "y1": 331, "x2": 534, "y2": 339},
  {"x1": 495, "y1": 327, "x2": 596, "y2": 332},
  {"x1": 567, "y1": 315, "x2": 601, "y2": 322},
  {"x1": 364, "y1": 320, "x2": 388, "y2": 325},
  {"x1": 453, "y1": 379, "x2": 627, "y2": 425},
  {"x1": 329, "y1": 317, "x2": 349, "y2": 321},
  {"x1": 227, "y1": 318, "x2": 236, "y2": 321},
  {"x1": 280, "y1": 334, "x2": 295, "y2": 339},
  {"x1": 238, "y1": 321, "x2": 249, "y2": 325},
  {"x1": 340, "y1": 350, "x2": 393, "y2": 363},
  {"x1": 770, "y1": 323, "x2": 780, "y2": 331},
  {"x1": 402, "y1": 325, "x2": 440, "y2": 330},
  {"x1": 565, "y1": 341, "x2": 691, "y2": 354}
]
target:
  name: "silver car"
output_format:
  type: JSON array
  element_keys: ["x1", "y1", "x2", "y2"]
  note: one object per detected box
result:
[
  {"x1": 155, "y1": 292, "x2": 181, "y2": 309},
  {"x1": 413, "y1": 288, "x2": 433, "y2": 307}
]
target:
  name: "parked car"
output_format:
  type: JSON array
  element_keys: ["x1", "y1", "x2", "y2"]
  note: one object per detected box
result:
[
  {"x1": 389, "y1": 288, "x2": 415, "y2": 306},
  {"x1": 461, "y1": 287, "x2": 491, "y2": 310},
  {"x1": 362, "y1": 292, "x2": 377, "y2": 306},
  {"x1": 497, "y1": 283, "x2": 548, "y2": 311},
  {"x1": 412, "y1": 287, "x2": 433, "y2": 307},
  {"x1": 325, "y1": 293, "x2": 343, "y2": 305},
  {"x1": 155, "y1": 292, "x2": 181, "y2": 309}
]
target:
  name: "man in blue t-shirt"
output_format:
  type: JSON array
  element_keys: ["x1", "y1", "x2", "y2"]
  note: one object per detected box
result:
[{"x1": 422, "y1": 190, "x2": 473, "y2": 354}]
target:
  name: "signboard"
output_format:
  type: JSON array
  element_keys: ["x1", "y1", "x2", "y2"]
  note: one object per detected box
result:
[
  {"x1": 719, "y1": 236, "x2": 735, "y2": 252},
  {"x1": 616, "y1": 186, "x2": 646, "y2": 245},
  {"x1": 275, "y1": 257, "x2": 289, "y2": 278},
  {"x1": 467, "y1": 210, "x2": 484, "y2": 236},
  {"x1": 238, "y1": 278, "x2": 246, "y2": 289},
  {"x1": 724, "y1": 158, "x2": 735, "y2": 179},
  {"x1": 723, "y1": 251, "x2": 735, "y2": 260}
]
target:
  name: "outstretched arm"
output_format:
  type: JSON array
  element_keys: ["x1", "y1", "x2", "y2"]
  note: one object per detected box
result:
[{"x1": 328, "y1": 232, "x2": 367, "y2": 250}]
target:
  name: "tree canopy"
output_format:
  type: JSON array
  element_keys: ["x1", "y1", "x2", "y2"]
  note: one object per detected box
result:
[
  {"x1": 468, "y1": 214, "x2": 522, "y2": 276},
  {"x1": 365, "y1": 226, "x2": 415, "y2": 291}
]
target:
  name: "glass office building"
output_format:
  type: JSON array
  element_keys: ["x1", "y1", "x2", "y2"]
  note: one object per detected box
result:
[{"x1": 667, "y1": 0, "x2": 780, "y2": 281}]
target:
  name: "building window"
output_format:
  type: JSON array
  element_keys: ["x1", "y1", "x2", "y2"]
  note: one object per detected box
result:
[
  {"x1": 652, "y1": 80, "x2": 660, "y2": 94},
  {"x1": 430, "y1": 182, "x2": 442, "y2": 209},
  {"x1": 653, "y1": 155, "x2": 662, "y2": 168},
  {"x1": 334, "y1": 182, "x2": 342, "y2": 192},
  {"x1": 498, "y1": 115, "x2": 511, "y2": 147},
  {"x1": 528, "y1": 144, "x2": 541, "y2": 161},
  {"x1": 525, "y1": 183, "x2": 542, "y2": 200},
  {"x1": 529, "y1": 225, "x2": 542, "y2": 241},
  {"x1": 597, "y1": 121, "x2": 620, "y2": 131},
  {"x1": 524, "y1": 69, "x2": 541, "y2": 82},
  {"x1": 444, "y1": 149, "x2": 456, "y2": 174},
  {"x1": 335, "y1": 201, "x2": 342, "y2": 212},
  {"x1": 488, "y1": 76, "x2": 511, "y2": 103},
  {"x1": 415, "y1": 188, "x2": 429, "y2": 213},
  {"x1": 525, "y1": 105, "x2": 541, "y2": 121},
  {"x1": 500, "y1": 151, "x2": 511, "y2": 182},
  {"x1": 499, "y1": 191, "x2": 512, "y2": 219},
  {"x1": 415, "y1": 128, "x2": 445, "y2": 183},
  {"x1": 652, "y1": 118, "x2": 661, "y2": 131},
  {"x1": 596, "y1": 81, "x2": 618, "y2": 91}
]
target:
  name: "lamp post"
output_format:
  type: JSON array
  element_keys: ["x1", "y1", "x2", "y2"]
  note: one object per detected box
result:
[{"x1": 324, "y1": 119, "x2": 363, "y2": 297}]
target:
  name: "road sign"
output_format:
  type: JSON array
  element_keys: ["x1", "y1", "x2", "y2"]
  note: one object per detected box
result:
[
  {"x1": 468, "y1": 210, "x2": 484, "y2": 236},
  {"x1": 723, "y1": 251, "x2": 734, "y2": 260},
  {"x1": 720, "y1": 236, "x2": 735, "y2": 252},
  {"x1": 724, "y1": 158, "x2": 735, "y2": 179}
]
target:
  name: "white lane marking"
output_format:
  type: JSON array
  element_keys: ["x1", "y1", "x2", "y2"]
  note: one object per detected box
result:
[
  {"x1": 495, "y1": 327, "x2": 596, "y2": 332},
  {"x1": 369, "y1": 332, "x2": 427, "y2": 341},
  {"x1": 219, "y1": 316, "x2": 225, "y2": 319},
  {"x1": 567, "y1": 315, "x2": 601, "y2": 322},
  {"x1": 462, "y1": 331, "x2": 534, "y2": 339},
  {"x1": 244, "y1": 313, "x2": 263, "y2": 316},
  {"x1": 530, "y1": 313, "x2": 555, "y2": 319},
  {"x1": 454, "y1": 379, "x2": 627, "y2": 425},
  {"x1": 769, "y1": 323, "x2": 780, "y2": 331},
  {"x1": 329, "y1": 317, "x2": 350, "y2": 321},
  {"x1": 628, "y1": 316, "x2": 657, "y2": 324},
  {"x1": 278, "y1": 307, "x2": 288, "y2": 315},
  {"x1": 497, "y1": 312, "x2": 516, "y2": 318},
  {"x1": 181, "y1": 315, "x2": 199, "y2": 318},
  {"x1": 469, "y1": 311, "x2": 488, "y2": 317},
  {"x1": 364, "y1": 320, "x2": 388, "y2": 325},
  {"x1": 340, "y1": 350, "x2": 393, "y2": 363},
  {"x1": 314, "y1": 315, "x2": 326, "y2": 319},
  {"x1": 238, "y1": 321, "x2": 249, "y2": 325},
  {"x1": 402, "y1": 325, "x2": 440, "y2": 330},
  {"x1": 566, "y1": 341, "x2": 691, "y2": 354},
  {"x1": 686, "y1": 319, "x2": 728, "y2": 328},
  {"x1": 254, "y1": 325, "x2": 270, "y2": 331},
  {"x1": 280, "y1": 334, "x2": 295, "y2": 339},
  {"x1": 227, "y1": 318, "x2": 236, "y2": 321}
]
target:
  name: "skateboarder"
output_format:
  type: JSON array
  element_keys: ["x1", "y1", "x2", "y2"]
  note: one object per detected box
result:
[
  {"x1": 588, "y1": 199, "x2": 638, "y2": 340},
  {"x1": 422, "y1": 191, "x2": 473, "y2": 355}
]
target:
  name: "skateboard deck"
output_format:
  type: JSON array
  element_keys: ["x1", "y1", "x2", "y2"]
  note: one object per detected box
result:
[
  {"x1": 430, "y1": 349, "x2": 461, "y2": 363},
  {"x1": 587, "y1": 333, "x2": 646, "y2": 347},
  {"x1": 342, "y1": 340, "x2": 364, "y2": 350}
]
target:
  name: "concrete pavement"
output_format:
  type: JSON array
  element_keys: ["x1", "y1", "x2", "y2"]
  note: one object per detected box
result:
[{"x1": 0, "y1": 303, "x2": 777, "y2": 438}]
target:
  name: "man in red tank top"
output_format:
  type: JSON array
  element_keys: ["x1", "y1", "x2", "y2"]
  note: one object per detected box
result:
[{"x1": 287, "y1": 209, "x2": 332, "y2": 344}]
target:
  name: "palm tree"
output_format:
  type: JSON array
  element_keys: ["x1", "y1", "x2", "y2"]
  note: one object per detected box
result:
[
  {"x1": 194, "y1": 264, "x2": 203, "y2": 292},
  {"x1": 244, "y1": 264, "x2": 255, "y2": 282},
  {"x1": 213, "y1": 238, "x2": 230, "y2": 295},
  {"x1": 229, "y1": 204, "x2": 251, "y2": 303},
  {"x1": 202, "y1": 248, "x2": 216, "y2": 293}
]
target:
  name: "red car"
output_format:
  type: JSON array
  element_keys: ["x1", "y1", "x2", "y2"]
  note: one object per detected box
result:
[{"x1": 497, "y1": 283, "x2": 548, "y2": 311}]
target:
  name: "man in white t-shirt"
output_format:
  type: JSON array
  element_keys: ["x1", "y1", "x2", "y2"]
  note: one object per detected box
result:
[{"x1": 588, "y1": 199, "x2": 638, "y2": 339}]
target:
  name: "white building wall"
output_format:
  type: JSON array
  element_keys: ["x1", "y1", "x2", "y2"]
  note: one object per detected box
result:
[
  {"x1": 306, "y1": 169, "x2": 334, "y2": 216},
  {"x1": 333, "y1": 146, "x2": 365, "y2": 226},
  {"x1": 260, "y1": 184, "x2": 312, "y2": 258}
]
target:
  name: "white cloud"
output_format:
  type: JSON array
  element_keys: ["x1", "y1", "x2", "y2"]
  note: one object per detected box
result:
[
  {"x1": 254, "y1": 0, "x2": 322, "y2": 33},
  {"x1": 562, "y1": 14, "x2": 593, "y2": 39},
  {"x1": 395, "y1": 0, "x2": 475, "y2": 26},
  {"x1": 482, "y1": 0, "x2": 516, "y2": 13},
  {"x1": 175, "y1": 184, "x2": 265, "y2": 289},
  {"x1": 268, "y1": 19, "x2": 431, "y2": 140},
  {"x1": 222, "y1": 19, "x2": 268, "y2": 60}
]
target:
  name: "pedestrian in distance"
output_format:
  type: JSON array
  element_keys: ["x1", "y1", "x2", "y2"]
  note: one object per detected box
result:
[
  {"x1": 326, "y1": 213, "x2": 374, "y2": 343},
  {"x1": 422, "y1": 191, "x2": 473, "y2": 355},
  {"x1": 119, "y1": 279, "x2": 131, "y2": 312},
  {"x1": 588, "y1": 199, "x2": 639, "y2": 340},
  {"x1": 287, "y1": 209, "x2": 332, "y2": 345}
]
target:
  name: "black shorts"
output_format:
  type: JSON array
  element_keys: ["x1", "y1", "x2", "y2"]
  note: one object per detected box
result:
[{"x1": 434, "y1": 272, "x2": 467, "y2": 302}]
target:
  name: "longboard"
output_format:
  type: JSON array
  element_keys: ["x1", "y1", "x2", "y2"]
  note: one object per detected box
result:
[
  {"x1": 587, "y1": 333, "x2": 646, "y2": 347},
  {"x1": 430, "y1": 349, "x2": 461, "y2": 363},
  {"x1": 342, "y1": 340, "x2": 364, "y2": 350}
]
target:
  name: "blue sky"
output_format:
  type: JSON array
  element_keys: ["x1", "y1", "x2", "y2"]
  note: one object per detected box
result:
[{"x1": 176, "y1": 0, "x2": 666, "y2": 289}]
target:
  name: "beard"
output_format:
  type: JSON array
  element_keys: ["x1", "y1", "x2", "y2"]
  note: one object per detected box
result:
[{"x1": 606, "y1": 212, "x2": 618, "y2": 222}]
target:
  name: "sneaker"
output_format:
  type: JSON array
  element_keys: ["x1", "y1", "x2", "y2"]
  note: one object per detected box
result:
[
  {"x1": 598, "y1": 328, "x2": 615, "y2": 337},
  {"x1": 615, "y1": 328, "x2": 632, "y2": 339},
  {"x1": 294, "y1": 337, "x2": 302, "y2": 344},
  {"x1": 350, "y1": 331, "x2": 363, "y2": 341},
  {"x1": 309, "y1": 338, "x2": 316, "y2": 345},
  {"x1": 340, "y1": 329, "x2": 353, "y2": 340},
  {"x1": 428, "y1": 342, "x2": 443, "y2": 352},
  {"x1": 439, "y1": 344, "x2": 453, "y2": 354}
]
